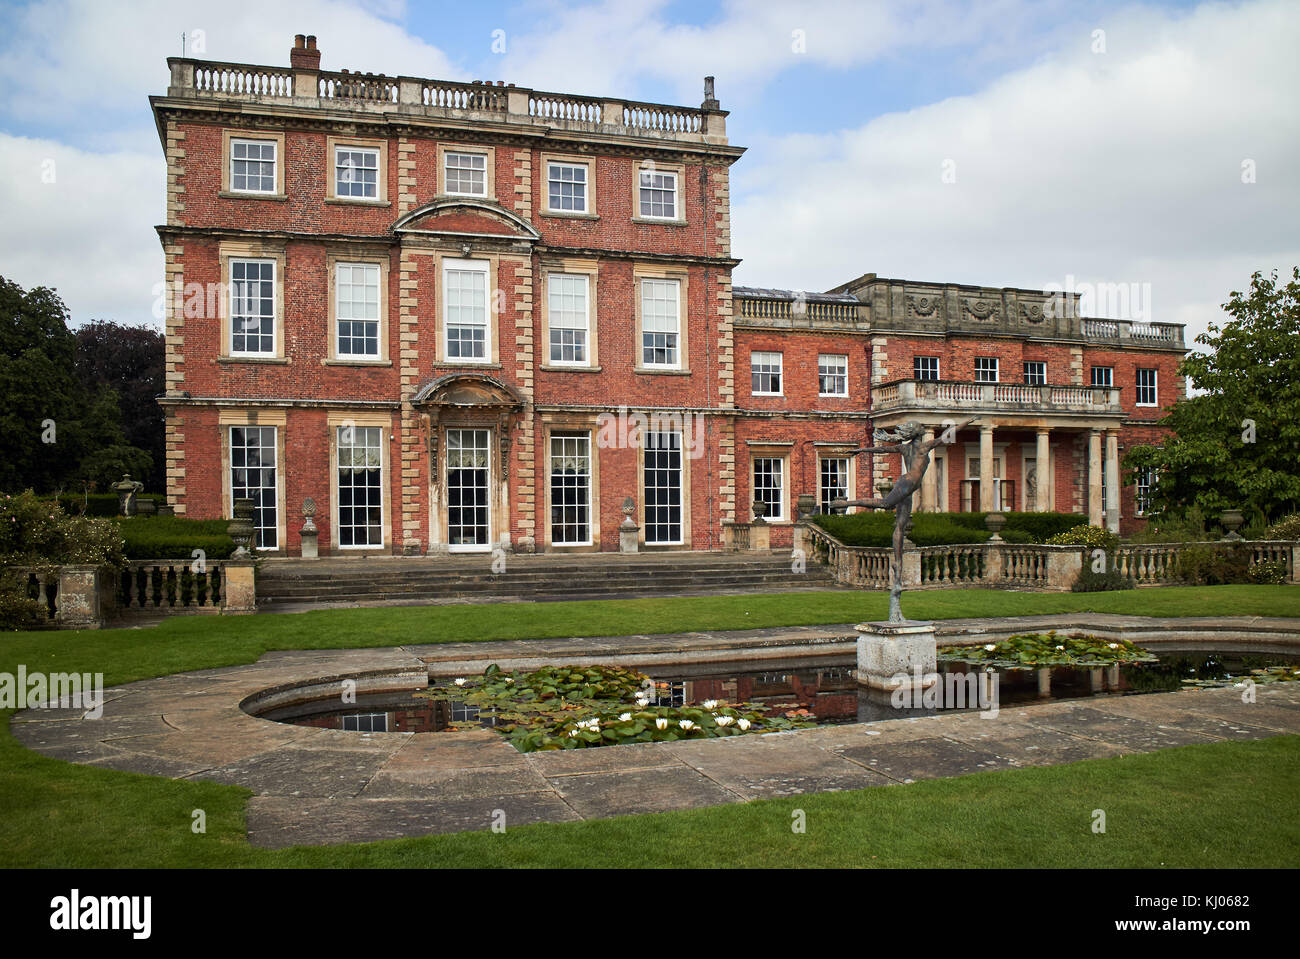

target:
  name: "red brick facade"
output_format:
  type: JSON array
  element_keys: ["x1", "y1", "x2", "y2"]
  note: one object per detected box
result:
[{"x1": 153, "y1": 38, "x2": 1184, "y2": 554}]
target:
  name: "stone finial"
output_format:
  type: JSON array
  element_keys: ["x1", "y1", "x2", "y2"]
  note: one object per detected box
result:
[
  {"x1": 620, "y1": 496, "x2": 637, "y2": 529},
  {"x1": 702, "y1": 75, "x2": 719, "y2": 110}
]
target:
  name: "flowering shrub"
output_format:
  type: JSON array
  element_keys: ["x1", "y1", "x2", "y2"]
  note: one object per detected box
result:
[
  {"x1": 418, "y1": 663, "x2": 811, "y2": 751},
  {"x1": 0, "y1": 491, "x2": 125, "y2": 569},
  {"x1": 1044, "y1": 524, "x2": 1119, "y2": 553},
  {"x1": 938, "y1": 632, "x2": 1158, "y2": 669},
  {"x1": 1264, "y1": 513, "x2": 1300, "y2": 541}
]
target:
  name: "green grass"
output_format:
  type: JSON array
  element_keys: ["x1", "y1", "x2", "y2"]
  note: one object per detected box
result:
[
  {"x1": 3, "y1": 717, "x2": 1295, "y2": 867},
  {"x1": 2, "y1": 584, "x2": 1299, "y2": 868}
]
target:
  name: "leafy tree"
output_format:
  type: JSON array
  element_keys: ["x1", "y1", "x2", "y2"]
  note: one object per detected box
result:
[
  {"x1": 0, "y1": 276, "x2": 153, "y2": 493},
  {"x1": 75, "y1": 320, "x2": 165, "y2": 485},
  {"x1": 1124, "y1": 268, "x2": 1300, "y2": 524}
]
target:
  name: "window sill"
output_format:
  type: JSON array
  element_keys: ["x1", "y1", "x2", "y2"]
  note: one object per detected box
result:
[
  {"x1": 431, "y1": 361, "x2": 502, "y2": 370},
  {"x1": 635, "y1": 367, "x2": 691, "y2": 376},
  {"x1": 540, "y1": 210, "x2": 599, "y2": 220},
  {"x1": 818, "y1": 393, "x2": 850, "y2": 400},
  {"x1": 540, "y1": 364, "x2": 602, "y2": 373},
  {"x1": 440, "y1": 190, "x2": 494, "y2": 202},
  {"x1": 325, "y1": 197, "x2": 391, "y2": 207},
  {"x1": 219, "y1": 191, "x2": 287, "y2": 201},
  {"x1": 751, "y1": 392, "x2": 784, "y2": 399},
  {"x1": 322, "y1": 358, "x2": 393, "y2": 367},
  {"x1": 632, "y1": 216, "x2": 687, "y2": 227},
  {"x1": 218, "y1": 356, "x2": 289, "y2": 365}
]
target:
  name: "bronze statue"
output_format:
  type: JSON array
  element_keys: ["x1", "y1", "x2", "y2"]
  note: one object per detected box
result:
[{"x1": 832, "y1": 418, "x2": 977, "y2": 623}]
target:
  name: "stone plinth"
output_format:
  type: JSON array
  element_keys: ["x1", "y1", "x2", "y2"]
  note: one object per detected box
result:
[
  {"x1": 619, "y1": 524, "x2": 640, "y2": 554},
  {"x1": 55, "y1": 565, "x2": 107, "y2": 630},
  {"x1": 299, "y1": 527, "x2": 319, "y2": 560},
  {"x1": 855, "y1": 620, "x2": 937, "y2": 692},
  {"x1": 222, "y1": 561, "x2": 257, "y2": 614},
  {"x1": 749, "y1": 520, "x2": 770, "y2": 552}
]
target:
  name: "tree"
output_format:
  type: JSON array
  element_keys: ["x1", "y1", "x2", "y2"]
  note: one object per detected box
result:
[
  {"x1": 74, "y1": 320, "x2": 165, "y2": 485},
  {"x1": 0, "y1": 276, "x2": 153, "y2": 493},
  {"x1": 1124, "y1": 268, "x2": 1300, "y2": 524}
]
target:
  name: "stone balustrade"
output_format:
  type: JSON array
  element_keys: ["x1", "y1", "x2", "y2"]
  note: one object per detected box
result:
[
  {"x1": 871, "y1": 379, "x2": 1124, "y2": 416},
  {"x1": 165, "y1": 58, "x2": 726, "y2": 145},
  {"x1": 806, "y1": 523, "x2": 1300, "y2": 591},
  {"x1": 5, "y1": 558, "x2": 257, "y2": 629}
]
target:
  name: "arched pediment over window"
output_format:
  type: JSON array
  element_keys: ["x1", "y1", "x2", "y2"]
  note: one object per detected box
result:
[
  {"x1": 411, "y1": 371, "x2": 524, "y2": 411},
  {"x1": 393, "y1": 198, "x2": 541, "y2": 243}
]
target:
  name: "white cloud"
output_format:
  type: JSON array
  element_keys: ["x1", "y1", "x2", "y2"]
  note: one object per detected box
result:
[
  {"x1": 0, "y1": 0, "x2": 460, "y2": 133},
  {"x1": 0, "y1": 134, "x2": 163, "y2": 325},
  {"x1": 495, "y1": 0, "x2": 1083, "y2": 105},
  {"x1": 729, "y1": 0, "x2": 1300, "y2": 347}
]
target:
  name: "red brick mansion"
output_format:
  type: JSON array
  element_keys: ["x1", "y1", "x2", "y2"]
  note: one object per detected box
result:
[{"x1": 152, "y1": 36, "x2": 1185, "y2": 556}]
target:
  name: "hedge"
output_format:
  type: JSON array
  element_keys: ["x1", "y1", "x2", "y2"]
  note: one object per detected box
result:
[
  {"x1": 112, "y1": 516, "x2": 236, "y2": 560},
  {"x1": 812, "y1": 511, "x2": 1086, "y2": 548}
]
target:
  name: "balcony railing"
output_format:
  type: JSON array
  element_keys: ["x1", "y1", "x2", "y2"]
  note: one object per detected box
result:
[
  {"x1": 1081, "y1": 318, "x2": 1183, "y2": 347},
  {"x1": 871, "y1": 379, "x2": 1123, "y2": 415},
  {"x1": 165, "y1": 58, "x2": 723, "y2": 145}
]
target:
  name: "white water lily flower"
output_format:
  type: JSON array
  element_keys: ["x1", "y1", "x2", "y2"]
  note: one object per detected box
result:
[
  {"x1": 737, "y1": 718, "x2": 752, "y2": 731},
  {"x1": 1108, "y1": 643, "x2": 1120, "y2": 650},
  {"x1": 1055, "y1": 645, "x2": 1065, "y2": 651},
  {"x1": 619, "y1": 713, "x2": 632, "y2": 722},
  {"x1": 655, "y1": 718, "x2": 669, "y2": 730},
  {"x1": 678, "y1": 719, "x2": 697, "y2": 730},
  {"x1": 453, "y1": 678, "x2": 467, "y2": 686},
  {"x1": 984, "y1": 644, "x2": 997, "y2": 652},
  {"x1": 702, "y1": 700, "x2": 719, "y2": 709},
  {"x1": 505, "y1": 677, "x2": 515, "y2": 684},
  {"x1": 568, "y1": 729, "x2": 581, "y2": 737},
  {"x1": 715, "y1": 715, "x2": 735, "y2": 727}
]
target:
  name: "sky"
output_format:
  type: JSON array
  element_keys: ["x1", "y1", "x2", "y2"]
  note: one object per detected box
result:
[{"x1": 0, "y1": 0, "x2": 1297, "y2": 351}]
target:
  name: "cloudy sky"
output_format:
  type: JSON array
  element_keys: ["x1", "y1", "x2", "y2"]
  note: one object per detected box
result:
[{"x1": 1, "y1": 0, "x2": 1296, "y2": 350}]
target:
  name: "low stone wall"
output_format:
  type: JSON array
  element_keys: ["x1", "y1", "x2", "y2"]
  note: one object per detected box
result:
[
  {"x1": 6, "y1": 558, "x2": 257, "y2": 629},
  {"x1": 804, "y1": 523, "x2": 1300, "y2": 591}
]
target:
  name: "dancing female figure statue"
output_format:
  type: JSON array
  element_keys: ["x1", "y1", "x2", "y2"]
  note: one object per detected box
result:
[{"x1": 832, "y1": 418, "x2": 977, "y2": 623}]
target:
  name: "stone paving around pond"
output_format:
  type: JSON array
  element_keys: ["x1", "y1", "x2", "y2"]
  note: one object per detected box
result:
[{"x1": 10, "y1": 616, "x2": 1300, "y2": 849}]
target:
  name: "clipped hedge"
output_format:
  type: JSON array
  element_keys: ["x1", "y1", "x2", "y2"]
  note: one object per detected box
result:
[
  {"x1": 112, "y1": 516, "x2": 236, "y2": 560},
  {"x1": 812, "y1": 511, "x2": 1087, "y2": 548}
]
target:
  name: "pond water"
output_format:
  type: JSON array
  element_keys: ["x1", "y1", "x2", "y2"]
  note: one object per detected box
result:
[{"x1": 260, "y1": 648, "x2": 1300, "y2": 732}]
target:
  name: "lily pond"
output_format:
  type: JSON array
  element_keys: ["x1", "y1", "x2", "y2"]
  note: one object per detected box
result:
[{"x1": 262, "y1": 632, "x2": 1300, "y2": 752}]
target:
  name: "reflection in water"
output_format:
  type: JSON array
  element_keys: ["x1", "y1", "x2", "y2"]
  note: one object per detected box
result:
[{"x1": 269, "y1": 649, "x2": 1300, "y2": 732}]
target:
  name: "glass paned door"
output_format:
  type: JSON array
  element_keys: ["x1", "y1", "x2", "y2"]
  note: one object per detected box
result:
[
  {"x1": 230, "y1": 426, "x2": 277, "y2": 549},
  {"x1": 550, "y1": 433, "x2": 591, "y2": 545},
  {"x1": 338, "y1": 426, "x2": 383, "y2": 548},
  {"x1": 644, "y1": 431, "x2": 682, "y2": 544},
  {"x1": 447, "y1": 428, "x2": 490, "y2": 551}
]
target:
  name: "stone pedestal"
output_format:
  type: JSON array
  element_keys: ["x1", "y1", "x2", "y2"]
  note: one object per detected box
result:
[
  {"x1": 855, "y1": 620, "x2": 937, "y2": 692},
  {"x1": 749, "y1": 518, "x2": 770, "y2": 552},
  {"x1": 222, "y1": 560, "x2": 257, "y2": 614},
  {"x1": 619, "y1": 523, "x2": 640, "y2": 554},
  {"x1": 299, "y1": 526, "x2": 319, "y2": 560},
  {"x1": 55, "y1": 565, "x2": 107, "y2": 630}
]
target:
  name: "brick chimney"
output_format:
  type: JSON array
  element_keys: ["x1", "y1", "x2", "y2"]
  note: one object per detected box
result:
[{"x1": 290, "y1": 34, "x2": 320, "y2": 70}]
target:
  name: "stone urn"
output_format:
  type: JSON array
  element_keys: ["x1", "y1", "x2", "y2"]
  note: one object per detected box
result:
[
  {"x1": 796, "y1": 492, "x2": 816, "y2": 521},
  {"x1": 985, "y1": 511, "x2": 1007, "y2": 542},
  {"x1": 1219, "y1": 508, "x2": 1245, "y2": 541},
  {"x1": 228, "y1": 497, "x2": 256, "y2": 557},
  {"x1": 752, "y1": 497, "x2": 767, "y2": 523}
]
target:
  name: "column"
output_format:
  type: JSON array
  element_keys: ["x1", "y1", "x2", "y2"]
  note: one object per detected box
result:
[
  {"x1": 979, "y1": 424, "x2": 995, "y2": 512},
  {"x1": 1087, "y1": 430, "x2": 1103, "y2": 527},
  {"x1": 1104, "y1": 429, "x2": 1120, "y2": 533},
  {"x1": 920, "y1": 427, "x2": 937, "y2": 511},
  {"x1": 1035, "y1": 429, "x2": 1051, "y2": 512}
]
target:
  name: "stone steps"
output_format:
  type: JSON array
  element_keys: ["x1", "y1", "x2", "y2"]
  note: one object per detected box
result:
[{"x1": 255, "y1": 553, "x2": 836, "y2": 607}]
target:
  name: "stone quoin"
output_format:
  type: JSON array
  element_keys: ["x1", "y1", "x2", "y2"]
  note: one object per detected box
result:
[{"x1": 150, "y1": 35, "x2": 1184, "y2": 556}]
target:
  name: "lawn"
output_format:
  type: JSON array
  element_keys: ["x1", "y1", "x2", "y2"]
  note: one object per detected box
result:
[{"x1": 2, "y1": 583, "x2": 1298, "y2": 868}]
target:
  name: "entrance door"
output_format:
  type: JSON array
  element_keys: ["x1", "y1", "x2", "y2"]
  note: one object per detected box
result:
[
  {"x1": 643, "y1": 430, "x2": 682, "y2": 545},
  {"x1": 446, "y1": 428, "x2": 490, "y2": 552}
]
